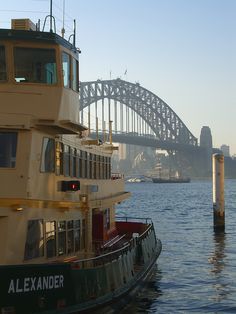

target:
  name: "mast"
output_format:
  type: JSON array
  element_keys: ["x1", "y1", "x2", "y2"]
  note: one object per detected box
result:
[
  {"x1": 50, "y1": 0, "x2": 53, "y2": 32},
  {"x1": 61, "y1": 0, "x2": 65, "y2": 37}
]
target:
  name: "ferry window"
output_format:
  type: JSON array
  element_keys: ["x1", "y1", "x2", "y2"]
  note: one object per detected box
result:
[
  {"x1": 63, "y1": 144, "x2": 70, "y2": 176},
  {"x1": 100, "y1": 156, "x2": 104, "y2": 179},
  {"x1": 81, "y1": 219, "x2": 86, "y2": 250},
  {"x1": 0, "y1": 46, "x2": 7, "y2": 81},
  {"x1": 96, "y1": 154, "x2": 100, "y2": 179},
  {"x1": 46, "y1": 221, "x2": 56, "y2": 258},
  {"x1": 55, "y1": 142, "x2": 63, "y2": 175},
  {"x1": 108, "y1": 157, "x2": 111, "y2": 178},
  {"x1": 87, "y1": 152, "x2": 90, "y2": 179},
  {"x1": 24, "y1": 220, "x2": 44, "y2": 260},
  {"x1": 89, "y1": 153, "x2": 93, "y2": 179},
  {"x1": 62, "y1": 52, "x2": 70, "y2": 88},
  {"x1": 74, "y1": 220, "x2": 81, "y2": 251},
  {"x1": 58, "y1": 221, "x2": 66, "y2": 256},
  {"x1": 105, "y1": 157, "x2": 109, "y2": 179},
  {"x1": 72, "y1": 58, "x2": 79, "y2": 91},
  {"x1": 70, "y1": 148, "x2": 77, "y2": 177},
  {"x1": 97, "y1": 155, "x2": 100, "y2": 179},
  {"x1": 104, "y1": 209, "x2": 110, "y2": 230},
  {"x1": 14, "y1": 48, "x2": 57, "y2": 84},
  {"x1": 41, "y1": 138, "x2": 55, "y2": 172},
  {"x1": 0, "y1": 132, "x2": 17, "y2": 168},
  {"x1": 103, "y1": 156, "x2": 106, "y2": 179},
  {"x1": 93, "y1": 155, "x2": 97, "y2": 179},
  {"x1": 84, "y1": 152, "x2": 88, "y2": 178},
  {"x1": 79, "y1": 150, "x2": 83, "y2": 178},
  {"x1": 76, "y1": 149, "x2": 81, "y2": 178},
  {"x1": 67, "y1": 220, "x2": 74, "y2": 254}
]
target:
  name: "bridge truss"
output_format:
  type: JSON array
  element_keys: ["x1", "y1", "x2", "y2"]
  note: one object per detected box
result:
[{"x1": 79, "y1": 79, "x2": 197, "y2": 148}]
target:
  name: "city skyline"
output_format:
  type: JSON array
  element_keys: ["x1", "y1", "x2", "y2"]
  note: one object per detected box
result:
[{"x1": 1, "y1": 0, "x2": 235, "y2": 154}]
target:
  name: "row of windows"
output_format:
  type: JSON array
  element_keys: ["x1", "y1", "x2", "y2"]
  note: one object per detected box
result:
[
  {"x1": 0, "y1": 134, "x2": 111, "y2": 181},
  {"x1": 24, "y1": 219, "x2": 85, "y2": 260},
  {"x1": 0, "y1": 45, "x2": 79, "y2": 90},
  {"x1": 41, "y1": 138, "x2": 111, "y2": 180},
  {"x1": 0, "y1": 132, "x2": 17, "y2": 168}
]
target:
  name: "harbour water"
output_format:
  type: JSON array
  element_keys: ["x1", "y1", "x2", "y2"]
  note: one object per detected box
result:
[{"x1": 117, "y1": 179, "x2": 236, "y2": 313}]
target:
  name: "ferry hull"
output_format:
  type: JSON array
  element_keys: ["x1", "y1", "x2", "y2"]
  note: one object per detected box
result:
[
  {"x1": 152, "y1": 177, "x2": 190, "y2": 183},
  {"x1": 0, "y1": 223, "x2": 161, "y2": 314}
]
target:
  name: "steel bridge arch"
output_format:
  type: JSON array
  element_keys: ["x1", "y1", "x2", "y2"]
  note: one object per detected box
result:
[{"x1": 79, "y1": 79, "x2": 197, "y2": 146}]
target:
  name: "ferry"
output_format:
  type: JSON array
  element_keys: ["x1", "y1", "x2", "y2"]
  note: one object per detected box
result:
[
  {"x1": 152, "y1": 177, "x2": 190, "y2": 183},
  {"x1": 0, "y1": 14, "x2": 162, "y2": 314}
]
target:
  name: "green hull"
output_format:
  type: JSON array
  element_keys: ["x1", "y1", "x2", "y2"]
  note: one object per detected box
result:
[{"x1": 0, "y1": 224, "x2": 161, "y2": 314}]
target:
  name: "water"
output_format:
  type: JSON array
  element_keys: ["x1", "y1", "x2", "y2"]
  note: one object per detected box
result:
[{"x1": 117, "y1": 179, "x2": 236, "y2": 313}]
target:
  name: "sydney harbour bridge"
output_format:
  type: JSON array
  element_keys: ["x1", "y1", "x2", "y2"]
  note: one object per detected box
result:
[{"x1": 79, "y1": 79, "x2": 209, "y2": 177}]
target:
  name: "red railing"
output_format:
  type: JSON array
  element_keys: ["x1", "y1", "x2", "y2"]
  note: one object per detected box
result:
[
  {"x1": 71, "y1": 219, "x2": 155, "y2": 269},
  {"x1": 111, "y1": 173, "x2": 124, "y2": 180}
]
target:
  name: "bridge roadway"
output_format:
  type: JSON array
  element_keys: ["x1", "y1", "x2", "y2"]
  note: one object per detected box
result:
[
  {"x1": 90, "y1": 131, "x2": 205, "y2": 153},
  {"x1": 89, "y1": 131, "x2": 210, "y2": 177}
]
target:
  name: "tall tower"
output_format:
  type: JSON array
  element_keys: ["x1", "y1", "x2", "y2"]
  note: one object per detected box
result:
[
  {"x1": 200, "y1": 126, "x2": 213, "y2": 176},
  {"x1": 200, "y1": 126, "x2": 213, "y2": 149}
]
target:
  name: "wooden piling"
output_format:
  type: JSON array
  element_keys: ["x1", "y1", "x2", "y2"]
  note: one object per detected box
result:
[{"x1": 212, "y1": 153, "x2": 225, "y2": 232}]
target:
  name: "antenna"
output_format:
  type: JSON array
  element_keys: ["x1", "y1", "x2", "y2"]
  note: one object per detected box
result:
[
  {"x1": 73, "y1": 19, "x2": 76, "y2": 47},
  {"x1": 68, "y1": 19, "x2": 76, "y2": 47},
  {"x1": 42, "y1": 0, "x2": 56, "y2": 33},
  {"x1": 61, "y1": 0, "x2": 65, "y2": 38},
  {"x1": 50, "y1": 0, "x2": 53, "y2": 32}
]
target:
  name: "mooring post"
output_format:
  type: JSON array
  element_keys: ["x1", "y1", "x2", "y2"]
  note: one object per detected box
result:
[{"x1": 212, "y1": 153, "x2": 225, "y2": 232}]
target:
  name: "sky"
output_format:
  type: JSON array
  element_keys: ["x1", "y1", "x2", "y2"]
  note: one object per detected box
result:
[{"x1": 0, "y1": 0, "x2": 235, "y2": 154}]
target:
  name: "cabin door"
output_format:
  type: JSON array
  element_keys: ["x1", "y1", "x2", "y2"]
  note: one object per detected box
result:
[{"x1": 92, "y1": 209, "x2": 104, "y2": 243}]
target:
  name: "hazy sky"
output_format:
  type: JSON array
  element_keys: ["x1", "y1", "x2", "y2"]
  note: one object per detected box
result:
[{"x1": 1, "y1": 0, "x2": 235, "y2": 154}]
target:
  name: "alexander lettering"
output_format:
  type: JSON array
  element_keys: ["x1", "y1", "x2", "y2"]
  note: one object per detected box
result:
[{"x1": 8, "y1": 275, "x2": 64, "y2": 294}]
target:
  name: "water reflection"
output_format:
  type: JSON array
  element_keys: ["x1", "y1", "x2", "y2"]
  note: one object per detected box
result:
[
  {"x1": 208, "y1": 232, "x2": 229, "y2": 302},
  {"x1": 120, "y1": 265, "x2": 162, "y2": 313},
  {"x1": 209, "y1": 232, "x2": 226, "y2": 274}
]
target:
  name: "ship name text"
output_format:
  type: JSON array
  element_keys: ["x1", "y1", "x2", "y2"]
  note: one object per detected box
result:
[{"x1": 8, "y1": 275, "x2": 64, "y2": 294}]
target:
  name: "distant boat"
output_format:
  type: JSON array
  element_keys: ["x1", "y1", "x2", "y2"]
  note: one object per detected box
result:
[
  {"x1": 126, "y1": 177, "x2": 145, "y2": 183},
  {"x1": 152, "y1": 177, "x2": 191, "y2": 183}
]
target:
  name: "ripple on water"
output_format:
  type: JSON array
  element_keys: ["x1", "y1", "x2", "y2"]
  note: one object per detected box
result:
[{"x1": 118, "y1": 180, "x2": 236, "y2": 313}]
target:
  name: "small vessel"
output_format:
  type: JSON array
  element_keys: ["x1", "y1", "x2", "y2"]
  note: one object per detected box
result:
[
  {"x1": 152, "y1": 177, "x2": 190, "y2": 183},
  {"x1": 151, "y1": 164, "x2": 190, "y2": 184},
  {"x1": 0, "y1": 13, "x2": 161, "y2": 314},
  {"x1": 126, "y1": 177, "x2": 145, "y2": 183}
]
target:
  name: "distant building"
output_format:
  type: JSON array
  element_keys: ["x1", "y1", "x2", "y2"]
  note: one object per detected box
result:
[
  {"x1": 224, "y1": 156, "x2": 236, "y2": 178},
  {"x1": 199, "y1": 126, "x2": 213, "y2": 175},
  {"x1": 220, "y1": 144, "x2": 230, "y2": 157},
  {"x1": 200, "y1": 126, "x2": 212, "y2": 149}
]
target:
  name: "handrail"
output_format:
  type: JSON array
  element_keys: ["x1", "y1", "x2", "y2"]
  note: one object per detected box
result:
[
  {"x1": 71, "y1": 221, "x2": 154, "y2": 269},
  {"x1": 116, "y1": 216, "x2": 153, "y2": 224},
  {"x1": 71, "y1": 241, "x2": 132, "y2": 269}
]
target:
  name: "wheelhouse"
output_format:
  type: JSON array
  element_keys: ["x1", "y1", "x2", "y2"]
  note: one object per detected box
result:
[
  {"x1": 0, "y1": 20, "x2": 82, "y2": 126},
  {"x1": 0, "y1": 26, "x2": 79, "y2": 89}
]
